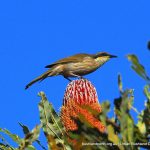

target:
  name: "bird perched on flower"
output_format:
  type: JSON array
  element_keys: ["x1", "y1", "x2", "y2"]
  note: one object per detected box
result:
[{"x1": 25, "y1": 52, "x2": 117, "y2": 89}]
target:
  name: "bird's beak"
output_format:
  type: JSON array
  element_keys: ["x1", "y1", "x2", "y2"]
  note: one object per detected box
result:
[{"x1": 109, "y1": 54, "x2": 117, "y2": 58}]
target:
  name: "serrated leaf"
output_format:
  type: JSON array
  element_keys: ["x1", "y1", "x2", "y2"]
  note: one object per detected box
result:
[
  {"x1": 101, "y1": 101, "x2": 110, "y2": 114},
  {"x1": 114, "y1": 89, "x2": 134, "y2": 115},
  {"x1": 0, "y1": 142, "x2": 15, "y2": 150},
  {"x1": 144, "y1": 85, "x2": 150, "y2": 101},
  {"x1": 0, "y1": 134, "x2": 14, "y2": 149},
  {"x1": 114, "y1": 89, "x2": 135, "y2": 147},
  {"x1": 19, "y1": 125, "x2": 41, "y2": 150},
  {"x1": 18, "y1": 123, "x2": 30, "y2": 135},
  {"x1": 138, "y1": 110, "x2": 150, "y2": 136},
  {"x1": 25, "y1": 145, "x2": 36, "y2": 150},
  {"x1": 38, "y1": 92, "x2": 63, "y2": 136},
  {"x1": 0, "y1": 144, "x2": 13, "y2": 150},
  {"x1": 141, "y1": 85, "x2": 150, "y2": 135},
  {"x1": 118, "y1": 74, "x2": 123, "y2": 93},
  {"x1": 27, "y1": 125, "x2": 41, "y2": 143},
  {"x1": 107, "y1": 125, "x2": 124, "y2": 150},
  {"x1": 127, "y1": 115, "x2": 134, "y2": 143},
  {"x1": 0, "y1": 128, "x2": 22, "y2": 144},
  {"x1": 100, "y1": 101, "x2": 110, "y2": 126},
  {"x1": 46, "y1": 134, "x2": 63, "y2": 150},
  {"x1": 35, "y1": 140, "x2": 47, "y2": 150},
  {"x1": 137, "y1": 121, "x2": 146, "y2": 134},
  {"x1": 38, "y1": 92, "x2": 65, "y2": 150},
  {"x1": 18, "y1": 123, "x2": 46, "y2": 150},
  {"x1": 127, "y1": 54, "x2": 150, "y2": 81}
]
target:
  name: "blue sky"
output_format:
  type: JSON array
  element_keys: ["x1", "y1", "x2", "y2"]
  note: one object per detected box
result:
[{"x1": 0, "y1": 0, "x2": 150, "y2": 148}]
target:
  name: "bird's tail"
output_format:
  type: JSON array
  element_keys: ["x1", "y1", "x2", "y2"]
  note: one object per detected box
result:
[{"x1": 25, "y1": 70, "x2": 52, "y2": 89}]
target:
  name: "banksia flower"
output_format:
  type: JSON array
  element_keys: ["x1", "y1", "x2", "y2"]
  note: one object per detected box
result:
[{"x1": 60, "y1": 79, "x2": 105, "y2": 134}]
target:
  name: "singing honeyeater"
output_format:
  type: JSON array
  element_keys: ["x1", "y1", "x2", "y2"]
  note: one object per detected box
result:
[{"x1": 25, "y1": 52, "x2": 117, "y2": 89}]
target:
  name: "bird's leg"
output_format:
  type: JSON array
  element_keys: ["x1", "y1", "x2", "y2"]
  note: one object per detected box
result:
[
  {"x1": 73, "y1": 74, "x2": 86, "y2": 80},
  {"x1": 69, "y1": 72, "x2": 83, "y2": 79},
  {"x1": 64, "y1": 76, "x2": 72, "y2": 82},
  {"x1": 64, "y1": 73, "x2": 85, "y2": 81}
]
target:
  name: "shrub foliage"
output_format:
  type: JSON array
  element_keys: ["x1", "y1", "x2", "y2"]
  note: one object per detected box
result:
[{"x1": 0, "y1": 54, "x2": 150, "y2": 150}]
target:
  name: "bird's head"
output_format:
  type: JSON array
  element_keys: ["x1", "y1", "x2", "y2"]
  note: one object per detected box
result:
[{"x1": 93, "y1": 52, "x2": 117, "y2": 64}]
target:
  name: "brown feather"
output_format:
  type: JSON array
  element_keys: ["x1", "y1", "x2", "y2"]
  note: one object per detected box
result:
[{"x1": 45, "y1": 53, "x2": 90, "y2": 68}]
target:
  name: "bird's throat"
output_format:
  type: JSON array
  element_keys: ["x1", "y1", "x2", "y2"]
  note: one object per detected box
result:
[{"x1": 95, "y1": 57, "x2": 109, "y2": 67}]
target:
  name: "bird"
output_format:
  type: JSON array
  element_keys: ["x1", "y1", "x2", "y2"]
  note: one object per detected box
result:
[{"x1": 25, "y1": 52, "x2": 117, "y2": 89}]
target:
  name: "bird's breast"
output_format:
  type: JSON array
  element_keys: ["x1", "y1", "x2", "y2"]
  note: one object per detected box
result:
[{"x1": 63, "y1": 57, "x2": 99, "y2": 76}]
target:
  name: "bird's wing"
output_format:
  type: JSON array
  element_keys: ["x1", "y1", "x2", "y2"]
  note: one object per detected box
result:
[{"x1": 45, "y1": 53, "x2": 89, "y2": 68}]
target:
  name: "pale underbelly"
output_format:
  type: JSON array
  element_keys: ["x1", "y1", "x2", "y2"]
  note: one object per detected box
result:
[{"x1": 63, "y1": 62, "x2": 99, "y2": 76}]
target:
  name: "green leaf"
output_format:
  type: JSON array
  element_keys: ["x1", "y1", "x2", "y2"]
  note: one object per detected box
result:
[
  {"x1": 26, "y1": 125, "x2": 41, "y2": 143},
  {"x1": 144, "y1": 84, "x2": 150, "y2": 101},
  {"x1": 127, "y1": 54, "x2": 150, "y2": 81},
  {"x1": 118, "y1": 74, "x2": 123, "y2": 93},
  {"x1": 0, "y1": 144, "x2": 14, "y2": 150},
  {"x1": 134, "y1": 126, "x2": 148, "y2": 144},
  {"x1": 100, "y1": 101, "x2": 110, "y2": 126},
  {"x1": 0, "y1": 128, "x2": 22, "y2": 144},
  {"x1": 137, "y1": 119, "x2": 146, "y2": 135},
  {"x1": 0, "y1": 142, "x2": 16, "y2": 150},
  {"x1": 140, "y1": 84, "x2": 150, "y2": 135},
  {"x1": 18, "y1": 123, "x2": 46, "y2": 150},
  {"x1": 18, "y1": 125, "x2": 41, "y2": 150},
  {"x1": 0, "y1": 134, "x2": 14, "y2": 149},
  {"x1": 35, "y1": 140, "x2": 47, "y2": 150},
  {"x1": 18, "y1": 123, "x2": 30, "y2": 135},
  {"x1": 114, "y1": 89, "x2": 135, "y2": 148},
  {"x1": 38, "y1": 92, "x2": 63, "y2": 136},
  {"x1": 127, "y1": 115, "x2": 134, "y2": 143},
  {"x1": 107, "y1": 125, "x2": 124, "y2": 150},
  {"x1": 25, "y1": 145, "x2": 36, "y2": 150},
  {"x1": 38, "y1": 92, "x2": 65, "y2": 150},
  {"x1": 101, "y1": 101, "x2": 110, "y2": 114}
]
